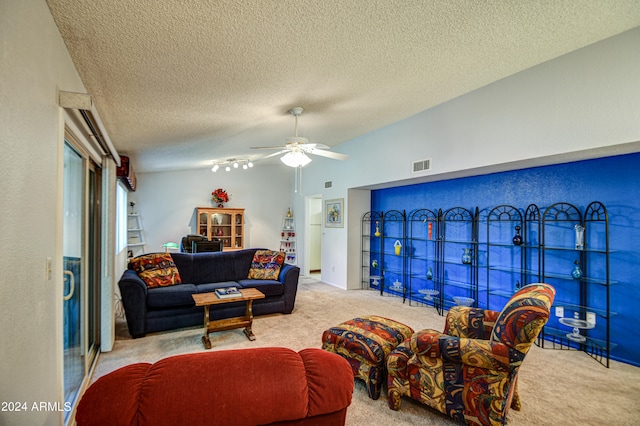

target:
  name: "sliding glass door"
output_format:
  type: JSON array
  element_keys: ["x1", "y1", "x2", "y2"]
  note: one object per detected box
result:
[
  {"x1": 62, "y1": 141, "x2": 84, "y2": 420},
  {"x1": 62, "y1": 136, "x2": 102, "y2": 423}
]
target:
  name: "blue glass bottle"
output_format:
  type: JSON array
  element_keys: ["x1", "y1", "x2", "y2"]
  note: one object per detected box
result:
[{"x1": 572, "y1": 260, "x2": 583, "y2": 280}]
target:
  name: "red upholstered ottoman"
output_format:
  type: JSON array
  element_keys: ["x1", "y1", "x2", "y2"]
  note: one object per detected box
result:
[{"x1": 322, "y1": 315, "x2": 414, "y2": 399}]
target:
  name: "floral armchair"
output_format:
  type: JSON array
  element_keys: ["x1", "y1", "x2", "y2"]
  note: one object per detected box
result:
[{"x1": 387, "y1": 283, "x2": 555, "y2": 426}]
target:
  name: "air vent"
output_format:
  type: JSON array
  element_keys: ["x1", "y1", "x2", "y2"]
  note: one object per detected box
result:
[
  {"x1": 412, "y1": 158, "x2": 431, "y2": 173},
  {"x1": 325, "y1": 181, "x2": 332, "y2": 188}
]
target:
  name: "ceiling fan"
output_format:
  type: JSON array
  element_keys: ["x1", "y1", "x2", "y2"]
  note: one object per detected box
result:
[{"x1": 252, "y1": 107, "x2": 348, "y2": 168}]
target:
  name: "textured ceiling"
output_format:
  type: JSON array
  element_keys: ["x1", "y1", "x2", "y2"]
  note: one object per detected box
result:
[{"x1": 47, "y1": 0, "x2": 640, "y2": 173}]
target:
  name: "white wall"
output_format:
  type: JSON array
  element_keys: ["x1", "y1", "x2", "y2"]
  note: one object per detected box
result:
[
  {"x1": 0, "y1": 2, "x2": 89, "y2": 425},
  {"x1": 131, "y1": 165, "x2": 293, "y2": 253},
  {"x1": 296, "y1": 27, "x2": 640, "y2": 289}
]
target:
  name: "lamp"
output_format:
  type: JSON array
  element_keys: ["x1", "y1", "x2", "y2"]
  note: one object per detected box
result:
[
  {"x1": 163, "y1": 242, "x2": 180, "y2": 253},
  {"x1": 280, "y1": 151, "x2": 311, "y2": 168}
]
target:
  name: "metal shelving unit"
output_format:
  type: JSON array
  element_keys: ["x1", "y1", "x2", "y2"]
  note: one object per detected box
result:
[
  {"x1": 361, "y1": 211, "x2": 383, "y2": 290},
  {"x1": 407, "y1": 208, "x2": 441, "y2": 313},
  {"x1": 538, "y1": 201, "x2": 614, "y2": 367},
  {"x1": 439, "y1": 207, "x2": 478, "y2": 311},
  {"x1": 380, "y1": 210, "x2": 407, "y2": 299},
  {"x1": 483, "y1": 205, "x2": 524, "y2": 311}
]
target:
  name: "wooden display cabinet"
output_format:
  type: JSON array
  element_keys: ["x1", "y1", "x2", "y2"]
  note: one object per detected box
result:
[{"x1": 196, "y1": 207, "x2": 245, "y2": 251}]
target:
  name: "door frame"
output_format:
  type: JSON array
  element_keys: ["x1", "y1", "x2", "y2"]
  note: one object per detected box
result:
[{"x1": 304, "y1": 194, "x2": 323, "y2": 277}]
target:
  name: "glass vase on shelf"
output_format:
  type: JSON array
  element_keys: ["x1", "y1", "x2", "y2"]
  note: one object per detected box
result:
[
  {"x1": 461, "y1": 248, "x2": 473, "y2": 265},
  {"x1": 571, "y1": 260, "x2": 583, "y2": 280},
  {"x1": 574, "y1": 224, "x2": 585, "y2": 250}
]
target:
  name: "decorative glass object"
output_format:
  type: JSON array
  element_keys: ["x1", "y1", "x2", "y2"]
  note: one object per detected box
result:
[
  {"x1": 418, "y1": 289, "x2": 439, "y2": 301},
  {"x1": 512, "y1": 226, "x2": 523, "y2": 246},
  {"x1": 559, "y1": 312, "x2": 595, "y2": 343},
  {"x1": 426, "y1": 267, "x2": 433, "y2": 280},
  {"x1": 453, "y1": 296, "x2": 474, "y2": 307},
  {"x1": 461, "y1": 248, "x2": 473, "y2": 264},
  {"x1": 572, "y1": 260, "x2": 583, "y2": 280},
  {"x1": 574, "y1": 224, "x2": 585, "y2": 250},
  {"x1": 389, "y1": 279, "x2": 403, "y2": 291},
  {"x1": 394, "y1": 240, "x2": 402, "y2": 256},
  {"x1": 374, "y1": 221, "x2": 381, "y2": 237}
]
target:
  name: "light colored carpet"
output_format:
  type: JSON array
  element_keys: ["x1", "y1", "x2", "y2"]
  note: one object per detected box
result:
[{"x1": 95, "y1": 278, "x2": 640, "y2": 425}]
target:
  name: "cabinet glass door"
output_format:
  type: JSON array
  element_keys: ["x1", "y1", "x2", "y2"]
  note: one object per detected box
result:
[
  {"x1": 211, "y1": 213, "x2": 231, "y2": 247},
  {"x1": 234, "y1": 213, "x2": 243, "y2": 248}
]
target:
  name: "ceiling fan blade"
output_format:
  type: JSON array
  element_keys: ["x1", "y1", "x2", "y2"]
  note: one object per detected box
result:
[
  {"x1": 262, "y1": 150, "x2": 288, "y2": 159},
  {"x1": 309, "y1": 149, "x2": 349, "y2": 161},
  {"x1": 300, "y1": 143, "x2": 330, "y2": 150},
  {"x1": 251, "y1": 146, "x2": 287, "y2": 150}
]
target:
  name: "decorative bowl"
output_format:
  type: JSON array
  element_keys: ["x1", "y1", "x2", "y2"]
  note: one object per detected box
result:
[
  {"x1": 418, "y1": 289, "x2": 439, "y2": 301},
  {"x1": 453, "y1": 296, "x2": 474, "y2": 307}
]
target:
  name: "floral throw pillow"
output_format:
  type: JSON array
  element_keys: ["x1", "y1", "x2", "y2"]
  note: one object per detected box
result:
[
  {"x1": 247, "y1": 250, "x2": 285, "y2": 280},
  {"x1": 130, "y1": 253, "x2": 182, "y2": 288}
]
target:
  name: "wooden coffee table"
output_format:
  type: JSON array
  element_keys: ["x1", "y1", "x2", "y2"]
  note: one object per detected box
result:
[{"x1": 192, "y1": 288, "x2": 265, "y2": 349}]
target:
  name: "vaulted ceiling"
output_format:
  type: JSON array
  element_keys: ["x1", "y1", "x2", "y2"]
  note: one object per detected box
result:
[{"x1": 47, "y1": 1, "x2": 640, "y2": 173}]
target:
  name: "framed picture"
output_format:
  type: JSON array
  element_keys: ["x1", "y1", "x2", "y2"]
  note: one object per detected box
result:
[{"x1": 324, "y1": 198, "x2": 344, "y2": 228}]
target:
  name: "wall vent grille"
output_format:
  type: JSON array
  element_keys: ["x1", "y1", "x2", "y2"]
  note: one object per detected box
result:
[
  {"x1": 412, "y1": 158, "x2": 431, "y2": 173},
  {"x1": 325, "y1": 181, "x2": 332, "y2": 188}
]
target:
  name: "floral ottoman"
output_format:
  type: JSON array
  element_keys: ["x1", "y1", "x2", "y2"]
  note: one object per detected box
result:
[{"x1": 321, "y1": 315, "x2": 414, "y2": 399}]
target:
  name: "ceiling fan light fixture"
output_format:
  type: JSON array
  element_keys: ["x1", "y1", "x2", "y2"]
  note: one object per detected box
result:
[
  {"x1": 212, "y1": 164, "x2": 219, "y2": 172},
  {"x1": 225, "y1": 165, "x2": 231, "y2": 171},
  {"x1": 280, "y1": 151, "x2": 311, "y2": 168}
]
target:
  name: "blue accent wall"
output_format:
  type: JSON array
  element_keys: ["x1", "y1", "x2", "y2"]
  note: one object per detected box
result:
[{"x1": 371, "y1": 152, "x2": 640, "y2": 366}]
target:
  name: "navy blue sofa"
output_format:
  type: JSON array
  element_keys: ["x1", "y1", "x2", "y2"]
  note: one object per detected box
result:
[{"x1": 118, "y1": 249, "x2": 300, "y2": 338}]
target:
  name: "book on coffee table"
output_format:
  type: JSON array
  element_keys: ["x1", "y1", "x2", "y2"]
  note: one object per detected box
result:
[{"x1": 215, "y1": 287, "x2": 242, "y2": 299}]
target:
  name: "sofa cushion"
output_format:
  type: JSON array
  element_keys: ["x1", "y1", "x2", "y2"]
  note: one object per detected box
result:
[
  {"x1": 191, "y1": 252, "x2": 237, "y2": 283},
  {"x1": 247, "y1": 250, "x2": 285, "y2": 280},
  {"x1": 147, "y1": 284, "x2": 197, "y2": 308},
  {"x1": 236, "y1": 279, "x2": 284, "y2": 297},
  {"x1": 169, "y1": 253, "x2": 194, "y2": 284},
  {"x1": 76, "y1": 348, "x2": 353, "y2": 426},
  {"x1": 130, "y1": 253, "x2": 182, "y2": 288}
]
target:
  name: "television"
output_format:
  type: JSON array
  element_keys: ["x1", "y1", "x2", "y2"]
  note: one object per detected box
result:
[{"x1": 192, "y1": 240, "x2": 223, "y2": 253}]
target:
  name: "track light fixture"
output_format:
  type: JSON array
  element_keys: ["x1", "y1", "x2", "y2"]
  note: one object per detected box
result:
[{"x1": 211, "y1": 158, "x2": 254, "y2": 172}]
